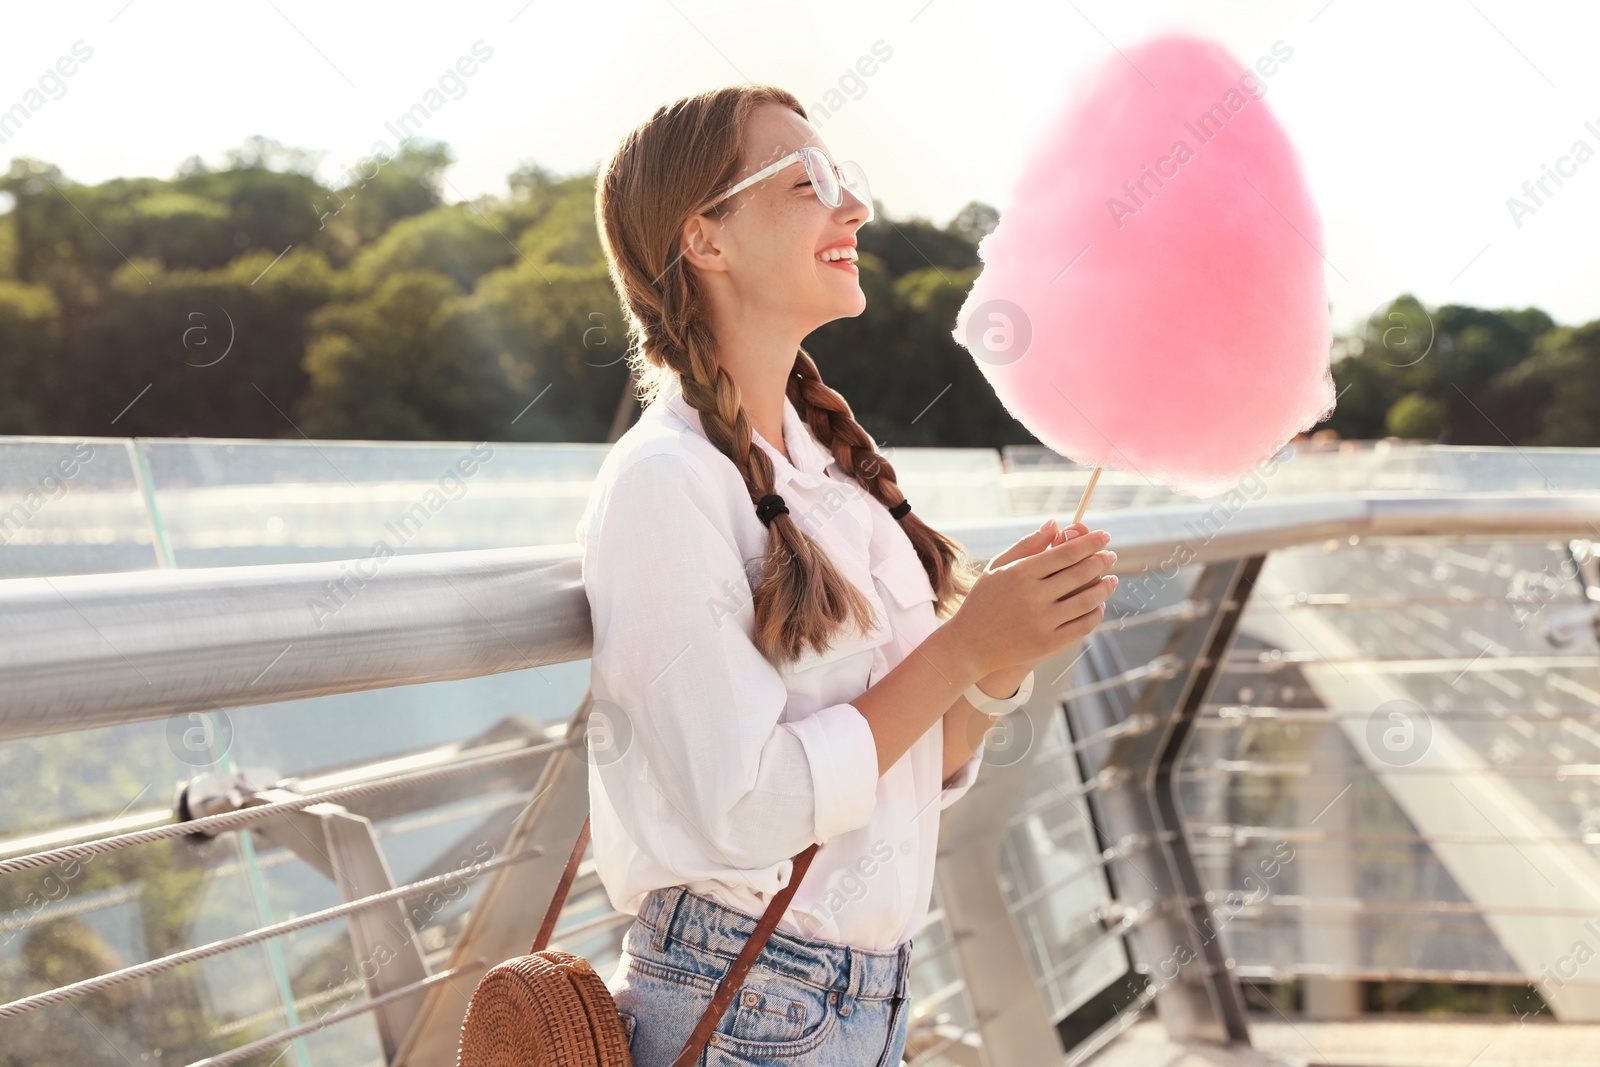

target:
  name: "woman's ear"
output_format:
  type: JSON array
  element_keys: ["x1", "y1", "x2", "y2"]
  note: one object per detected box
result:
[{"x1": 679, "y1": 213, "x2": 729, "y2": 274}]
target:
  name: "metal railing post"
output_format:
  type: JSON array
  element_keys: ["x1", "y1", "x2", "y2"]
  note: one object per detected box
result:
[
  {"x1": 1093, "y1": 556, "x2": 1264, "y2": 1046},
  {"x1": 392, "y1": 695, "x2": 593, "y2": 1066},
  {"x1": 934, "y1": 643, "x2": 1091, "y2": 1066}
]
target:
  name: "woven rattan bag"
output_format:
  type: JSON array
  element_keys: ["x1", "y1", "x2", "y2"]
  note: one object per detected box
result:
[{"x1": 456, "y1": 816, "x2": 819, "y2": 1067}]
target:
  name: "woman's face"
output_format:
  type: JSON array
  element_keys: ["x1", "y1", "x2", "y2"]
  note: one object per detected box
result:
[{"x1": 689, "y1": 104, "x2": 871, "y2": 333}]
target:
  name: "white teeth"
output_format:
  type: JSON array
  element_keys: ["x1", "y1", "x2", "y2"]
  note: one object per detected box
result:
[{"x1": 818, "y1": 246, "x2": 858, "y2": 263}]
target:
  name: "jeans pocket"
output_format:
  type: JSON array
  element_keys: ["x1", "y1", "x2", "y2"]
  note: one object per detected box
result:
[
  {"x1": 709, "y1": 969, "x2": 838, "y2": 1062},
  {"x1": 727, "y1": 968, "x2": 812, "y2": 1044}
]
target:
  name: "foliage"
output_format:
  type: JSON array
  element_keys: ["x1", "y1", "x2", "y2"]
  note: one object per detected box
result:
[
  {"x1": 1322, "y1": 293, "x2": 1579, "y2": 445},
  {"x1": 1, "y1": 141, "x2": 1595, "y2": 448},
  {"x1": 1385, "y1": 393, "x2": 1443, "y2": 439}
]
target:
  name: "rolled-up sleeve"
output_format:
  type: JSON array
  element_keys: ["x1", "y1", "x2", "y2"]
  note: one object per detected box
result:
[{"x1": 582, "y1": 451, "x2": 881, "y2": 874}]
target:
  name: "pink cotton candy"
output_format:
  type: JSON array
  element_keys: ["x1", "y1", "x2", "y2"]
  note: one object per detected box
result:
[{"x1": 953, "y1": 33, "x2": 1337, "y2": 497}]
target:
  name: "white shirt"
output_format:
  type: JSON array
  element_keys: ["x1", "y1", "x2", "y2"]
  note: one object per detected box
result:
[{"x1": 575, "y1": 376, "x2": 985, "y2": 950}]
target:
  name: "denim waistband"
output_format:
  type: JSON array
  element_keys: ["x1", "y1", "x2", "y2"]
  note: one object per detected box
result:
[{"x1": 634, "y1": 885, "x2": 912, "y2": 1001}]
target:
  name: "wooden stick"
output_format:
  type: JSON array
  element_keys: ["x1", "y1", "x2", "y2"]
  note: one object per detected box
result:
[{"x1": 1071, "y1": 465, "x2": 1103, "y2": 526}]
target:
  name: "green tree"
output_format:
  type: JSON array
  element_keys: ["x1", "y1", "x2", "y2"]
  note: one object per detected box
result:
[
  {"x1": 1386, "y1": 392, "x2": 1443, "y2": 439},
  {"x1": 53, "y1": 248, "x2": 335, "y2": 437},
  {"x1": 947, "y1": 200, "x2": 999, "y2": 246},
  {"x1": 311, "y1": 139, "x2": 456, "y2": 259},
  {"x1": 0, "y1": 280, "x2": 61, "y2": 434},
  {"x1": 855, "y1": 209, "x2": 980, "y2": 278},
  {"x1": 1323, "y1": 295, "x2": 1556, "y2": 444},
  {"x1": 298, "y1": 268, "x2": 497, "y2": 439},
  {"x1": 464, "y1": 257, "x2": 626, "y2": 442},
  {"x1": 343, "y1": 202, "x2": 515, "y2": 293},
  {"x1": 1491, "y1": 322, "x2": 1600, "y2": 446}
]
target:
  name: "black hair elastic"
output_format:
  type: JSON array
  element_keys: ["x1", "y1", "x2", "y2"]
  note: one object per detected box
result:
[
  {"x1": 889, "y1": 499, "x2": 912, "y2": 520},
  {"x1": 755, "y1": 493, "x2": 789, "y2": 527}
]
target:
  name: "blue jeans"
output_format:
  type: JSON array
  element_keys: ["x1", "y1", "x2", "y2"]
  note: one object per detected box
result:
[{"x1": 606, "y1": 885, "x2": 913, "y2": 1067}]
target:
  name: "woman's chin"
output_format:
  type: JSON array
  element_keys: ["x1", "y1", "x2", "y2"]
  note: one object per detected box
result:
[
  {"x1": 823, "y1": 281, "x2": 867, "y2": 317},
  {"x1": 817, "y1": 295, "x2": 866, "y2": 323},
  {"x1": 797, "y1": 276, "x2": 867, "y2": 325}
]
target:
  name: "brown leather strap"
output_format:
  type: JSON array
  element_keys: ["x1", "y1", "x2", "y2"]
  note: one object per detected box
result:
[
  {"x1": 670, "y1": 842, "x2": 821, "y2": 1067},
  {"x1": 532, "y1": 817, "x2": 822, "y2": 1066},
  {"x1": 531, "y1": 816, "x2": 592, "y2": 953}
]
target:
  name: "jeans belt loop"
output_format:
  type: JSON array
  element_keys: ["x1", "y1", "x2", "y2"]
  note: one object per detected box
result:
[
  {"x1": 839, "y1": 947, "x2": 860, "y2": 1016},
  {"x1": 896, "y1": 941, "x2": 912, "y2": 998},
  {"x1": 653, "y1": 886, "x2": 686, "y2": 953}
]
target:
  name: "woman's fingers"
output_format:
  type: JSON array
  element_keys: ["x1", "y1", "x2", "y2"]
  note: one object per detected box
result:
[
  {"x1": 1055, "y1": 601, "x2": 1108, "y2": 644},
  {"x1": 1015, "y1": 526, "x2": 1109, "y2": 579},
  {"x1": 1041, "y1": 548, "x2": 1116, "y2": 601},
  {"x1": 990, "y1": 518, "x2": 1077, "y2": 569},
  {"x1": 1051, "y1": 577, "x2": 1115, "y2": 630}
]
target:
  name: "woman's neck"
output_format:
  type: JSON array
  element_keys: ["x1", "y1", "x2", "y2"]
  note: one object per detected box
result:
[{"x1": 707, "y1": 311, "x2": 805, "y2": 462}]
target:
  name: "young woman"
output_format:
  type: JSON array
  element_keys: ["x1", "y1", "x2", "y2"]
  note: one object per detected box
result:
[{"x1": 579, "y1": 84, "x2": 1118, "y2": 1067}]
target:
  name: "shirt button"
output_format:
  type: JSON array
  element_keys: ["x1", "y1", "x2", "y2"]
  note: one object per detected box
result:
[{"x1": 899, "y1": 839, "x2": 914, "y2": 855}]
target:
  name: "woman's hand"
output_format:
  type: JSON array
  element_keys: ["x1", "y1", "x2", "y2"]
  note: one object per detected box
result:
[
  {"x1": 947, "y1": 517, "x2": 1117, "y2": 681},
  {"x1": 969, "y1": 519, "x2": 1086, "y2": 698},
  {"x1": 939, "y1": 517, "x2": 1115, "y2": 779}
]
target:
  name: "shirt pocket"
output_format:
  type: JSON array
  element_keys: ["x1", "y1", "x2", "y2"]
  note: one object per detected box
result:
[
  {"x1": 872, "y1": 550, "x2": 937, "y2": 612},
  {"x1": 778, "y1": 586, "x2": 893, "y2": 678}
]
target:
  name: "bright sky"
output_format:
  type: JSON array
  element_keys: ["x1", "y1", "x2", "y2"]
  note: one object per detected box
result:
[{"x1": 2, "y1": 0, "x2": 1597, "y2": 336}]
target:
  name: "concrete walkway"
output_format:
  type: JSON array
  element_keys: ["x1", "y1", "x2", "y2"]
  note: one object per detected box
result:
[{"x1": 1084, "y1": 1017, "x2": 1600, "y2": 1067}]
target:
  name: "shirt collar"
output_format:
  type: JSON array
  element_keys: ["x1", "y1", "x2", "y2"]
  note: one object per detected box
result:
[{"x1": 660, "y1": 379, "x2": 833, "y2": 485}]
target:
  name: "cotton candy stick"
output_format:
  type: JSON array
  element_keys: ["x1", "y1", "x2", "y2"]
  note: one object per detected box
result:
[{"x1": 1072, "y1": 465, "x2": 1102, "y2": 526}]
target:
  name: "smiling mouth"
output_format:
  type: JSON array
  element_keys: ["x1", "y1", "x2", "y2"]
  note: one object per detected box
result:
[{"x1": 817, "y1": 246, "x2": 859, "y2": 272}]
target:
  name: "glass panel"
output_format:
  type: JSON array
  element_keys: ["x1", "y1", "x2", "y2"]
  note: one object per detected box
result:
[
  {"x1": 872, "y1": 447, "x2": 1007, "y2": 523},
  {"x1": 138, "y1": 438, "x2": 613, "y2": 567},
  {"x1": 1226, "y1": 909, "x2": 1525, "y2": 978},
  {"x1": 1185, "y1": 722, "x2": 1600, "y2": 841},
  {"x1": 0, "y1": 437, "x2": 157, "y2": 578},
  {"x1": 0, "y1": 831, "x2": 296, "y2": 1063},
  {"x1": 1002, "y1": 440, "x2": 1600, "y2": 517},
  {"x1": 1, "y1": 672, "x2": 580, "y2": 1063},
  {"x1": 1070, "y1": 565, "x2": 1203, "y2": 781},
  {"x1": 1003, "y1": 707, "x2": 1128, "y2": 1022},
  {"x1": 291, "y1": 1011, "x2": 387, "y2": 1067},
  {"x1": 223, "y1": 664, "x2": 585, "y2": 778},
  {"x1": 1173, "y1": 535, "x2": 1600, "y2": 991},
  {"x1": 905, "y1": 889, "x2": 979, "y2": 1062},
  {"x1": 1, "y1": 718, "x2": 233, "y2": 838}
]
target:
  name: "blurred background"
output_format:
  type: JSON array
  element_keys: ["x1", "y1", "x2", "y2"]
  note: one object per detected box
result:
[{"x1": 3, "y1": 3, "x2": 1600, "y2": 1066}]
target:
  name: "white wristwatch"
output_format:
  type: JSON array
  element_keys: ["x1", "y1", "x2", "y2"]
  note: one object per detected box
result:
[{"x1": 964, "y1": 669, "x2": 1035, "y2": 716}]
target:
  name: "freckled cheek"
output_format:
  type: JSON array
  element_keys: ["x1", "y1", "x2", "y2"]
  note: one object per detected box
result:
[
  {"x1": 780, "y1": 203, "x2": 830, "y2": 254},
  {"x1": 784, "y1": 231, "x2": 825, "y2": 273},
  {"x1": 743, "y1": 206, "x2": 826, "y2": 275}
]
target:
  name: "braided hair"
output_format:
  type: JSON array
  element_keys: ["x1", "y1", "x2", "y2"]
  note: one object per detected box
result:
[{"x1": 595, "y1": 84, "x2": 975, "y2": 665}]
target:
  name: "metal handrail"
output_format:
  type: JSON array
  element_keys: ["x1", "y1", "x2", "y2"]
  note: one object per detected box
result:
[
  {"x1": 0, "y1": 737, "x2": 568, "y2": 876},
  {"x1": 2, "y1": 491, "x2": 1596, "y2": 740}
]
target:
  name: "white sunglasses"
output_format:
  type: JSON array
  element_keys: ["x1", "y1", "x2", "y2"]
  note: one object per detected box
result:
[{"x1": 701, "y1": 146, "x2": 875, "y2": 223}]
